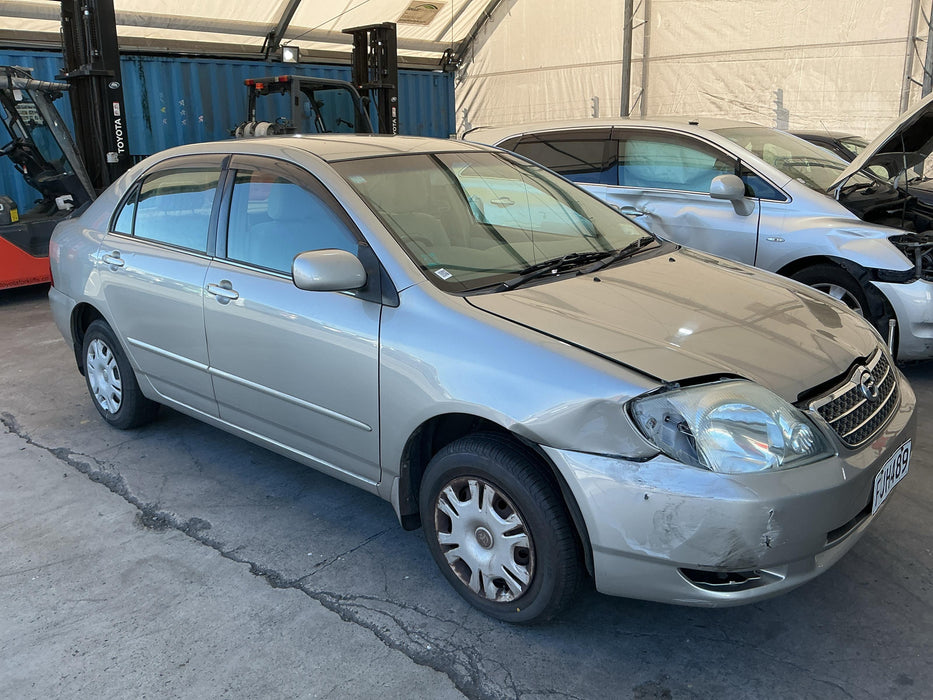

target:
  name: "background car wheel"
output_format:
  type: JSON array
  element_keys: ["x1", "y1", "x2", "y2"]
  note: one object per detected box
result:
[
  {"x1": 82, "y1": 319, "x2": 159, "y2": 430},
  {"x1": 419, "y1": 433, "x2": 581, "y2": 623},
  {"x1": 791, "y1": 264, "x2": 870, "y2": 317}
]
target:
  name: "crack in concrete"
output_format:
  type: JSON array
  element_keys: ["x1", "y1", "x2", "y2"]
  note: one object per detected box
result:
[{"x1": 1, "y1": 411, "x2": 518, "y2": 700}]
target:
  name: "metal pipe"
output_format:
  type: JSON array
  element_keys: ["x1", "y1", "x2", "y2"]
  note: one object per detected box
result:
[
  {"x1": 901, "y1": 0, "x2": 922, "y2": 113},
  {"x1": 621, "y1": 0, "x2": 634, "y2": 116},
  {"x1": 640, "y1": 0, "x2": 651, "y2": 117},
  {"x1": 923, "y1": 0, "x2": 933, "y2": 96}
]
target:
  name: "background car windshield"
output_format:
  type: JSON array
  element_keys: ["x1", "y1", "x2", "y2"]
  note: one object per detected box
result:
[
  {"x1": 335, "y1": 152, "x2": 650, "y2": 291},
  {"x1": 714, "y1": 126, "x2": 876, "y2": 192}
]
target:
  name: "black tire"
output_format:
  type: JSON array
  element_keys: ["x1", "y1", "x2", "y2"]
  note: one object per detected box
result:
[
  {"x1": 791, "y1": 264, "x2": 870, "y2": 318},
  {"x1": 82, "y1": 319, "x2": 159, "y2": 430},
  {"x1": 419, "y1": 433, "x2": 581, "y2": 623}
]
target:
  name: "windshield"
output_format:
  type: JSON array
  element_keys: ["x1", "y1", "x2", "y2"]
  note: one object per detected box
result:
[
  {"x1": 839, "y1": 136, "x2": 869, "y2": 158},
  {"x1": 335, "y1": 151, "x2": 655, "y2": 292},
  {"x1": 713, "y1": 126, "x2": 877, "y2": 193}
]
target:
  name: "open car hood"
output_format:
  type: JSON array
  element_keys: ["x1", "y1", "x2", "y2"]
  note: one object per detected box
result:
[{"x1": 831, "y1": 91, "x2": 933, "y2": 191}]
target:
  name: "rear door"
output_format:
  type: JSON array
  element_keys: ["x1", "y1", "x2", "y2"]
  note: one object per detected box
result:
[
  {"x1": 202, "y1": 155, "x2": 382, "y2": 485},
  {"x1": 96, "y1": 156, "x2": 224, "y2": 416},
  {"x1": 605, "y1": 129, "x2": 761, "y2": 264}
]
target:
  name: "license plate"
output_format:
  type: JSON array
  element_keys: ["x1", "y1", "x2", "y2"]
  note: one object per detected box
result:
[{"x1": 872, "y1": 440, "x2": 911, "y2": 513}]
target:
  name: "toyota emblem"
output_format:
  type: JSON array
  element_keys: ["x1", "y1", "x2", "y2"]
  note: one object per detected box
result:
[{"x1": 858, "y1": 369, "x2": 879, "y2": 400}]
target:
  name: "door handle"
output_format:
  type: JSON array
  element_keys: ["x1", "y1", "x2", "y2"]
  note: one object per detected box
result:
[
  {"x1": 206, "y1": 280, "x2": 239, "y2": 302},
  {"x1": 101, "y1": 251, "x2": 125, "y2": 268},
  {"x1": 614, "y1": 205, "x2": 646, "y2": 217}
]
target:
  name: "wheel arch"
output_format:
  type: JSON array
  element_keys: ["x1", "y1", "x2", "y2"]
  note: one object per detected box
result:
[
  {"x1": 70, "y1": 302, "x2": 107, "y2": 374},
  {"x1": 394, "y1": 412, "x2": 594, "y2": 576},
  {"x1": 777, "y1": 255, "x2": 896, "y2": 334},
  {"x1": 776, "y1": 254, "x2": 865, "y2": 280}
]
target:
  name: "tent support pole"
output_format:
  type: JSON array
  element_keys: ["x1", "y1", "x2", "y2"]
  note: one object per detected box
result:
[
  {"x1": 901, "y1": 0, "x2": 922, "y2": 112},
  {"x1": 620, "y1": 0, "x2": 634, "y2": 116}
]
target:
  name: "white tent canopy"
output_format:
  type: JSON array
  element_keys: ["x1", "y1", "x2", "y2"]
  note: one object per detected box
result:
[
  {"x1": 1, "y1": 0, "x2": 930, "y2": 138},
  {"x1": 456, "y1": 0, "x2": 932, "y2": 138},
  {"x1": 0, "y1": 0, "x2": 496, "y2": 64}
]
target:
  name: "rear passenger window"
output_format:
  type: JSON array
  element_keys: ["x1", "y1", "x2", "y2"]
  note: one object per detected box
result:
[
  {"x1": 225, "y1": 168, "x2": 357, "y2": 273},
  {"x1": 124, "y1": 169, "x2": 219, "y2": 252},
  {"x1": 616, "y1": 135, "x2": 734, "y2": 193},
  {"x1": 513, "y1": 130, "x2": 614, "y2": 185}
]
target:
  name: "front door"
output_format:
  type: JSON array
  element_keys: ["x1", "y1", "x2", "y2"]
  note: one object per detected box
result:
[
  {"x1": 603, "y1": 129, "x2": 761, "y2": 265},
  {"x1": 202, "y1": 156, "x2": 382, "y2": 485}
]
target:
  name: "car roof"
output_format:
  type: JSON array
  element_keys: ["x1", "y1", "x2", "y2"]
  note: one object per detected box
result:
[
  {"x1": 158, "y1": 134, "x2": 487, "y2": 163},
  {"x1": 792, "y1": 129, "x2": 861, "y2": 140},
  {"x1": 464, "y1": 117, "x2": 761, "y2": 145}
]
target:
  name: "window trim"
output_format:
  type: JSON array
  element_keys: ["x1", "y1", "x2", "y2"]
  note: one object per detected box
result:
[
  {"x1": 217, "y1": 154, "x2": 392, "y2": 306},
  {"x1": 512, "y1": 128, "x2": 616, "y2": 186},
  {"x1": 608, "y1": 127, "x2": 790, "y2": 203},
  {"x1": 107, "y1": 154, "x2": 228, "y2": 255}
]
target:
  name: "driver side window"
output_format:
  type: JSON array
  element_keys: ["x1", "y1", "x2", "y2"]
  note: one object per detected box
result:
[
  {"x1": 616, "y1": 134, "x2": 734, "y2": 193},
  {"x1": 224, "y1": 166, "x2": 357, "y2": 274}
]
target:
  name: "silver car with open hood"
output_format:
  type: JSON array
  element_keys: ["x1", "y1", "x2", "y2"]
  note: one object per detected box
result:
[
  {"x1": 467, "y1": 96, "x2": 933, "y2": 361},
  {"x1": 48, "y1": 135, "x2": 915, "y2": 622}
]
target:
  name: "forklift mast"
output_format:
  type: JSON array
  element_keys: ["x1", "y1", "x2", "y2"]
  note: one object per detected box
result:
[
  {"x1": 58, "y1": 0, "x2": 132, "y2": 192},
  {"x1": 343, "y1": 23, "x2": 400, "y2": 135}
]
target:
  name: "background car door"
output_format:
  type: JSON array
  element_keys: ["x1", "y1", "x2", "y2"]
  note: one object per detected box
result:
[
  {"x1": 202, "y1": 155, "x2": 382, "y2": 485},
  {"x1": 97, "y1": 157, "x2": 223, "y2": 417},
  {"x1": 605, "y1": 129, "x2": 761, "y2": 265}
]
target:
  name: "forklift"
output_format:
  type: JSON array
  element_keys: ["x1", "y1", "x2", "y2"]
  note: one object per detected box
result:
[
  {"x1": 235, "y1": 23, "x2": 399, "y2": 138},
  {"x1": 0, "y1": 0, "x2": 131, "y2": 290}
]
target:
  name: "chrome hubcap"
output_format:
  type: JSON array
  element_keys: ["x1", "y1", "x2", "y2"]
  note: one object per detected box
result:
[
  {"x1": 86, "y1": 338, "x2": 123, "y2": 414},
  {"x1": 812, "y1": 282, "x2": 864, "y2": 316},
  {"x1": 434, "y1": 477, "x2": 533, "y2": 603}
]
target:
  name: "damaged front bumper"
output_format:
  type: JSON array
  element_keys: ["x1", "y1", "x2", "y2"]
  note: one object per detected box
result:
[
  {"x1": 872, "y1": 278, "x2": 933, "y2": 361},
  {"x1": 541, "y1": 376, "x2": 916, "y2": 607}
]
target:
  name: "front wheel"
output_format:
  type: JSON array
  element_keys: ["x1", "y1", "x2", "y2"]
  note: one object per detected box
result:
[
  {"x1": 82, "y1": 319, "x2": 159, "y2": 430},
  {"x1": 419, "y1": 433, "x2": 582, "y2": 623},
  {"x1": 791, "y1": 264, "x2": 870, "y2": 317}
]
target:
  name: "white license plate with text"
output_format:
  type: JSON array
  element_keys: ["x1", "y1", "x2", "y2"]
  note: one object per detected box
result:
[{"x1": 872, "y1": 440, "x2": 911, "y2": 513}]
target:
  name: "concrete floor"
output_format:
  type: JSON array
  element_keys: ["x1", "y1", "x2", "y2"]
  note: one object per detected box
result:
[{"x1": 1, "y1": 283, "x2": 931, "y2": 700}]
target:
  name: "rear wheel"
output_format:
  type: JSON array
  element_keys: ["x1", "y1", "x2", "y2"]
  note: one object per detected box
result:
[
  {"x1": 419, "y1": 433, "x2": 581, "y2": 623},
  {"x1": 82, "y1": 320, "x2": 159, "y2": 430}
]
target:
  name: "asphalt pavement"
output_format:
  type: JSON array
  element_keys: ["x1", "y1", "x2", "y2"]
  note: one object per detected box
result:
[{"x1": 1, "y1": 283, "x2": 931, "y2": 699}]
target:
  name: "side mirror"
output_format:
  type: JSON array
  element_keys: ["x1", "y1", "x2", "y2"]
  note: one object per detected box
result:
[
  {"x1": 709, "y1": 174, "x2": 755, "y2": 216},
  {"x1": 292, "y1": 249, "x2": 367, "y2": 291}
]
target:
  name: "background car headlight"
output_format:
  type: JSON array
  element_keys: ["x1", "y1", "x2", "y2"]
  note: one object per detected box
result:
[{"x1": 628, "y1": 380, "x2": 834, "y2": 473}]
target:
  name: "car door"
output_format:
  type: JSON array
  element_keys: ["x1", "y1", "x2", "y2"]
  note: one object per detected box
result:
[
  {"x1": 604, "y1": 129, "x2": 761, "y2": 265},
  {"x1": 202, "y1": 155, "x2": 382, "y2": 485},
  {"x1": 96, "y1": 156, "x2": 224, "y2": 416}
]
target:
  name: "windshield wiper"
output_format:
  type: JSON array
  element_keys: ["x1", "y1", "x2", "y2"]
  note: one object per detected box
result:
[
  {"x1": 582, "y1": 235, "x2": 656, "y2": 274},
  {"x1": 497, "y1": 250, "x2": 614, "y2": 291}
]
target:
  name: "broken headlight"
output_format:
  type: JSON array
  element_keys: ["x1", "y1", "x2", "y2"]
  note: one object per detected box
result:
[{"x1": 628, "y1": 381, "x2": 834, "y2": 474}]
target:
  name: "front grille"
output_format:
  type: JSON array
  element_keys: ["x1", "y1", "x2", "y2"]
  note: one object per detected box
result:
[{"x1": 809, "y1": 351, "x2": 898, "y2": 448}]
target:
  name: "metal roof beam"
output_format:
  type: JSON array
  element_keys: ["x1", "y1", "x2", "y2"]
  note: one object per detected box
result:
[
  {"x1": 264, "y1": 0, "x2": 304, "y2": 58},
  {"x1": 454, "y1": 0, "x2": 506, "y2": 64},
  {"x1": 2, "y1": 1, "x2": 449, "y2": 55}
]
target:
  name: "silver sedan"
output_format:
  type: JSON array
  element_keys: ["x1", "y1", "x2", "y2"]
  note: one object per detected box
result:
[{"x1": 49, "y1": 135, "x2": 915, "y2": 622}]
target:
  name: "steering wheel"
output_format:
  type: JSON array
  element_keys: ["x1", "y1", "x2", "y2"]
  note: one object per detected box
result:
[{"x1": 0, "y1": 137, "x2": 27, "y2": 157}]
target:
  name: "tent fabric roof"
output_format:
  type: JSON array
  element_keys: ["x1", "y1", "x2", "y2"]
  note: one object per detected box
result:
[{"x1": 0, "y1": 0, "x2": 495, "y2": 63}]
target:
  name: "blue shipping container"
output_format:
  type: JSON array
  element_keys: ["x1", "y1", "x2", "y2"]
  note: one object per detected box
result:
[{"x1": 1, "y1": 50, "x2": 455, "y2": 209}]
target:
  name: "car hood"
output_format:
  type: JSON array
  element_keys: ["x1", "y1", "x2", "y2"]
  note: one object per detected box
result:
[
  {"x1": 832, "y1": 91, "x2": 933, "y2": 190},
  {"x1": 466, "y1": 249, "x2": 879, "y2": 402}
]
